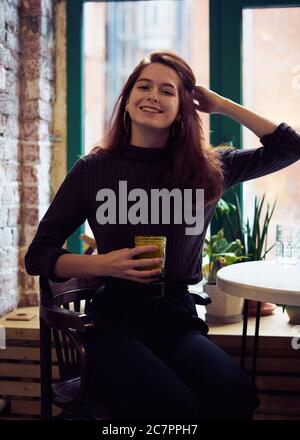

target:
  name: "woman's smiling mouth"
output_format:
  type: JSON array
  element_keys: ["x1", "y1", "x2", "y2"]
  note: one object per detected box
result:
[{"x1": 140, "y1": 106, "x2": 163, "y2": 114}]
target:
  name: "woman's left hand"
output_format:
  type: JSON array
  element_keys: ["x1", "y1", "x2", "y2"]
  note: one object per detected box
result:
[{"x1": 193, "y1": 85, "x2": 226, "y2": 114}]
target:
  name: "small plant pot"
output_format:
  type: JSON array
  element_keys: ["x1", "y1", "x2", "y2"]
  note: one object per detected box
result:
[
  {"x1": 203, "y1": 283, "x2": 244, "y2": 324},
  {"x1": 286, "y1": 305, "x2": 300, "y2": 324}
]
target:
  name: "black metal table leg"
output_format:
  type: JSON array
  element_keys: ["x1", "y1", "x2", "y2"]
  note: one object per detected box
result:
[
  {"x1": 251, "y1": 301, "x2": 261, "y2": 385},
  {"x1": 241, "y1": 299, "x2": 249, "y2": 370}
]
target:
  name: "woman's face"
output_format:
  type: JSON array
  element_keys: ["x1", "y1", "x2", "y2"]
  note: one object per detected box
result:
[{"x1": 126, "y1": 63, "x2": 181, "y2": 139}]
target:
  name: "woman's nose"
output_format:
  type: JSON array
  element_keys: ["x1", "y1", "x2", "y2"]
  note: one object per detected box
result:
[{"x1": 147, "y1": 88, "x2": 160, "y2": 102}]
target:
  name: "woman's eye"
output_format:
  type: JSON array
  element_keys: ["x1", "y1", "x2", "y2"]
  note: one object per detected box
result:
[{"x1": 137, "y1": 86, "x2": 174, "y2": 96}]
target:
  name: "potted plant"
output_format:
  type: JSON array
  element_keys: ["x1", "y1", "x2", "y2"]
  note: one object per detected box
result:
[
  {"x1": 202, "y1": 225, "x2": 247, "y2": 324},
  {"x1": 222, "y1": 193, "x2": 278, "y2": 316},
  {"x1": 282, "y1": 305, "x2": 300, "y2": 324}
]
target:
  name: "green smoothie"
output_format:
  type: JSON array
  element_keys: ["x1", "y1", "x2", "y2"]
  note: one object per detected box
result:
[{"x1": 134, "y1": 235, "x2": 166, "y2": 275}]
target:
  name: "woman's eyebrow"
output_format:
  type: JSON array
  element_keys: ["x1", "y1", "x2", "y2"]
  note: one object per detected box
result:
[{"x1": 136, "y1": 78, "x2": 177, "y2": 89}]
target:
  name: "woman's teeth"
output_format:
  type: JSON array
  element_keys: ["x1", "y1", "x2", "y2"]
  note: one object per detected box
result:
[{"x1": 140, "y1": 107, "x2": 161, "y2": 113}]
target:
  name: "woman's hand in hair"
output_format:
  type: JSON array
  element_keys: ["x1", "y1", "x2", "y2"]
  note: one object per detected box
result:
[
  {"x1": 100, "y1": 246, "x2": 163, "y2": 283},
  {"x1": 193, "y1": 85, "x2": 226, "y2": 114}
]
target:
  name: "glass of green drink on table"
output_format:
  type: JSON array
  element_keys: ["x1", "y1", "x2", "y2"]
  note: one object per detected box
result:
[{"x1": 134, "y1": 236, "x2": 166, "y2": 282}]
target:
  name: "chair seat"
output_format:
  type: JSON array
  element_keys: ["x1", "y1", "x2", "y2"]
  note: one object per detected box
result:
[
  {"x1": 53, "y1": 377, "x2": 81, "y2": 405},
  {"x1": 53, "y1": 377, "x2": 112, "y2": 419}
]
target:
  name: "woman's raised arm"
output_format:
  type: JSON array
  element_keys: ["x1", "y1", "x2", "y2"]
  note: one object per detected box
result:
[{"x1": 194, "y1": 85, "x2": 278, "y2": 138}]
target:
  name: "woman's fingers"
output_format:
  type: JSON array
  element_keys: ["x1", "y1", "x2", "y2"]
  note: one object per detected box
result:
[
  {"x1": 131, "y1": 257, "x2": 163, "y2": 268},
  {"x1": 128, "y1": 245, "x2": 158, "y2": 257},
  {"x1": 127, "y1": 268, "x2": 162, "y2": 283}
]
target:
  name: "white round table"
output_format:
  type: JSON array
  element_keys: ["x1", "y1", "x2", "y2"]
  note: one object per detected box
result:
[
  {"x1": 216, "y1": 260, "x2": 300, "y2": 383},
  {"x1": 217, "y1": 260, "x2": 300, "y2": 306}
]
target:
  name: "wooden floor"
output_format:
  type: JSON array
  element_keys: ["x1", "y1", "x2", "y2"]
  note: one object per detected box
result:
[{"x1": 1, "y1": 305, "x2": 300, "y2": 419}]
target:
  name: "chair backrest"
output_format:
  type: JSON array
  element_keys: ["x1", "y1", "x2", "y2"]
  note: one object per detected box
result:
[{"x1": 39, "y1": 277, "x2": 104, "y2": 381}]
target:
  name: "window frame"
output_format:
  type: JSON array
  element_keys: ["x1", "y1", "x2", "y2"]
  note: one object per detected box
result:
[{"x1": 209, "y1": 0, "x2": 300, "y2": 235}]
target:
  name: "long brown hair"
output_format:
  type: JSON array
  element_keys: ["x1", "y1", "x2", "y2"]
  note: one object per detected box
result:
[{"x1": 91, "y1": 50, "x2": 224, "y2": 206}]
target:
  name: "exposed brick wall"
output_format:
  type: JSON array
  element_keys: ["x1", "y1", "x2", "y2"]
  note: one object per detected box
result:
[
  {"x1": 0, "y1": 0, "x2": 57, "y2": 315},
  {"x1": 0, "y1": 0, "x2": 21, "y2": 316}
]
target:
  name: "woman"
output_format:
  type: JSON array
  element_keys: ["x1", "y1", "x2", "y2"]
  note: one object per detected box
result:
[{"x1": 25, "y1": 50, "x2": 300, "y2": 420}]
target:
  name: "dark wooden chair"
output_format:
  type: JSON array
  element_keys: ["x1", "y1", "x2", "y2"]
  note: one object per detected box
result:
[{"x1": 39, "y1": 275, "x2": 211, "y2": 420}]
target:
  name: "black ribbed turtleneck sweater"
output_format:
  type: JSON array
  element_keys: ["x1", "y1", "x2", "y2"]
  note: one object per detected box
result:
[{"x1": 25, "y1": 123, "x2": 300, "y2": 284}]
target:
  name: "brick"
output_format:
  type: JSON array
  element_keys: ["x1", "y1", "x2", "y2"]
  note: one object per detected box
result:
[
  {"x1": 39, "y1": 99, "x2": 53, "y2": 121},
  {"x1": 23, "y1": 78, "x2": 40, "y2": 101},
  {"x1": 20, "y1": 0, "x2": 42, "y2": 16},
  {"x1": 20, "y1": 39, "x2": 40, "y2": 61},
  {"x1": 42, "y1": 0, "x2": 54, "y2": 18},
  {"x1": 0, "y1": 247, "x2": 18, "y2": 270},
  {"x1": 18, "y1": 270, "x2": 38, "y2": 292},
  {"x1": 22, "y1": 224, "x2": 39, "y2": 246},
  {"x1": 5, "y1": 68, "x2": 19, "y2": 95},
  {"x1": 0, "y1": 42, "x2": 18, "y2": 71},
  {"x1": 0, "y1": 207, "x2": 8, "y2": 227},
  {"x1": 0, "y1": 138, "x2": 18, "y2": 161},
  {"x1": 21, "y1": 292, "x2": 39, "y2": 306},
  {"x1": 40, "y1": 78, "x2": 54, "y2": 102},
  {"x1": 0, "y1": 113, "x2": 7, "y2": 135},
  {"x1": 19, "y1": 120, "x2": 39, "y2": 141},
  {"x1": 20, "y1": 58, "x2": 40, "y2": 80},
  {"x1": 0, "y1": 281, "x2": 18, "y2": 316},
  {"x1": 39, "y1": 119, "x2": 51, "y2": 140},
  {"x1": 0, "y1": 91, "x2": 18, "y2": 115},
  {"x1": 8, "y1": 206, "x2": 19, "y2": 227},
  {"x1": 41, "y1": 56, "x2": 53, "y2": 80},
  {"x1": 4, "y1": 1, "x2": 19, "y2": 32},
  {"x1": 22, "y1": 164, "x2": 38, "y2": 184},
  {"x1": 4, "y1": 114, "x2": 19, "y2": 138},
  {"x1": 20, "y1": 14, "x2": 41, "y2": 35},
  {"x1": 20, "y1": 99, "x2": 53, "y2": 122},
  {"x1": 0, "y1": 228, "x2": 15, "y2": 247},
  {"x1": 6, "y1": 28, "x2": 20, "y2": 53},
  {"x1": 0, "y1": 65, "x2": 6, "y2": 90},
  {"x1": 19, "y1": 99, "x2": 39, "y2": 121},
  {"x1": 22, "y1": 185, "x2": 38, "y2": 205},
  {"x1": 2, "y1": 160, "x2": 19, "y2": 181},
  {"x1": 0, "y1": 44, "x2": 8, "y2": 68},
  {"x1": 12, "y1": 227, "x2": 18, "y2": 246},
  {"x1": 0, "y1": 271, "x2": 18, "y2": 309},
  {"x1": 22, "y1": 206, "x2": 39, "y2": 227},
  {"x1": 0, "y1": 271, "x2": 17, "y2": 289},
  {"x1": 0, "y1": 2, "x2": 5, "y2": 40},
  {"x1": 1, "y1": 183, "x2": 19, "y2": 206},
  {"x1": 19, "y1": 141, "x2": 40, "y2": 163}
]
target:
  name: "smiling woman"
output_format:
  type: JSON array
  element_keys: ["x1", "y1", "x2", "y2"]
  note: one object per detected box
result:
[{"x1": 25, "y1": 48, "x2": 300, "y2": 420}]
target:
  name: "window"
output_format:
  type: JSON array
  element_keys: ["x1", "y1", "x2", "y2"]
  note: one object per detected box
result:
[{"x1": 242, "y1": 7, "x2": 300, "y2": 257}]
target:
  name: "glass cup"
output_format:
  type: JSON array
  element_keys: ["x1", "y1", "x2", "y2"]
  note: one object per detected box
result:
[
  {"x1": 275, "y1": 225, "x2": 300, "y2": 265},
  {"x1": 134, "y1": 235, "x2": 167, "y2": 280}
]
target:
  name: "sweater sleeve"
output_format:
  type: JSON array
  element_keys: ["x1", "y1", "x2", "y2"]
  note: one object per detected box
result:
[
  {"x1": 25, "y1": 158, "x2": 90, "y2": 282},
  {"x1": 220, "y1": 122, "x2": 300, "y2": 192}
]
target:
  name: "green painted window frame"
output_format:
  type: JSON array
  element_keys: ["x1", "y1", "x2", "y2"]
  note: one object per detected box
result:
[
  {"x1": 66, "y1": 0, "x2": 300, "y2": 251},
  {"x1": 209, "y1": 0, "x2": 300, "y2": 236}
]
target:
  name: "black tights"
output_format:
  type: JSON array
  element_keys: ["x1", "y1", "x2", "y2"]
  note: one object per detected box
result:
[{"x1": 83, "y1": 325, "x2": 259, "y2": 420}]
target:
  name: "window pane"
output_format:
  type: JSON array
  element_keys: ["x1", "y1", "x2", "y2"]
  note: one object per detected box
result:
[
  {"x1": 83, "y1": 0, "x2": 209, "y2": 154},
  {"x1": 242, "y1": 7, "x2": 300, "y2": 258}
]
